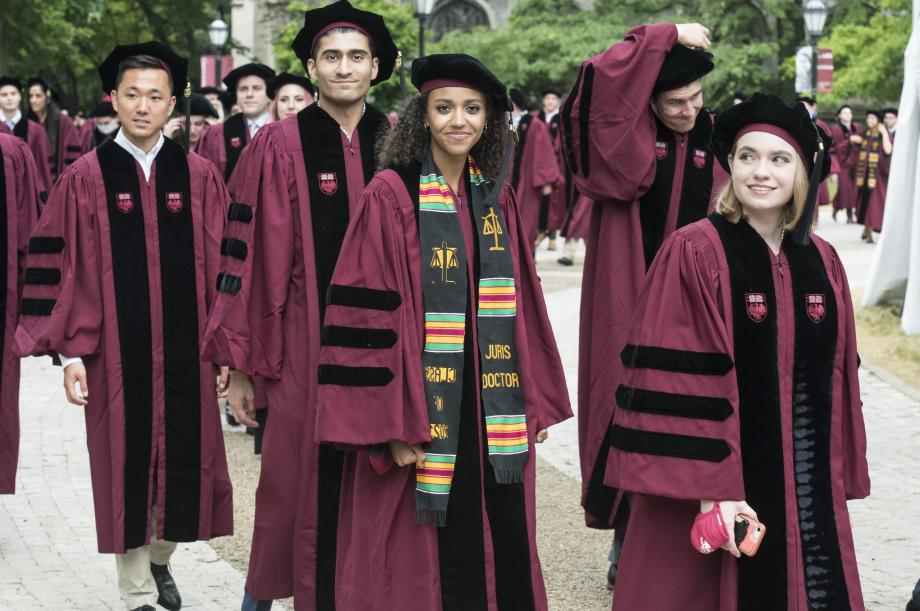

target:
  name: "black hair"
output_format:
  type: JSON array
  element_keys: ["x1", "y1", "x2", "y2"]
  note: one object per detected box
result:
[
  {"x1": 115, "y1": 55, "x2": 175, "y2": 94},
  {"x1": 311, "y1": 27, "x2": 375, "y2": 61},
  {"x1": 376, "y1": 92, "x2": 507, "y2": 181}
]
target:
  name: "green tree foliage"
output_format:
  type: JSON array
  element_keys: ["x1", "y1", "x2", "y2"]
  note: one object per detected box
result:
[
  {"x1": 273, "y1": 0, "x2": 417, "y2": 111},
  {"x1": 0, "y1": 0, "x2": 227, "y2": 111}
]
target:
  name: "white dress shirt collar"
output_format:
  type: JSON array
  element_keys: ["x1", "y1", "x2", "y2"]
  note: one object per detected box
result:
[
  {"x1": 543, "y1": 108, "x2": 559, "y2": 123},
  {"x1": 114, "y1": 129, "x2": 164, "y2": 181},
  {"x1": 3, "y1": 109, "x2": 21, "y2": 131},
  {"x1": 246, "y1": 110, "x2": 272, "y2": 137}
]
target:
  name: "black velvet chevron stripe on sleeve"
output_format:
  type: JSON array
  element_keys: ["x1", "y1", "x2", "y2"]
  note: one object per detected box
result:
[
  {"x1": 220, "y1": 238, "x2": 248, "y2": 261},
  {"x1": 28, "y1": 237, "x2": 65, "y2": 254},
  {"x1": 226, "y1": 203, "x2": 253, "y2": 223},
  {"x1": 609, "y1": 425, "x2": 730, "y2": 462},
  {"x1": 620, "y1": 344, "x2": 734, "y2": 376},
  {"x1": 326, "y1": 284, "x2": 402, "y2": 311},
  {"x1": 615, "y1": 385, "x2": 733, "y2": 421},
  {"x1": 321, "y1": 325, "x2": 398, "y2": 349},
  {"x1": 317, "y1": 364, "x2": 394, "y2": 387},
  {"x1": 216, "y1": 272, "x2": 242, "y2": 294},
  {"x1": 20, "y1": 298, "x2": 56, "y2": 316},
  {"x1": 23, "y1": 267, "x2": 62, "y2": 285}
]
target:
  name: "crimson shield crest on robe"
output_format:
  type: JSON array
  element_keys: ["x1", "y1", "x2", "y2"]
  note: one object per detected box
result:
[
  {"x1": 655, "y1": 141, "x2": 668, "y2": 160},
  {"x1": 166, "y1": 192, "x2": 183, "y2": 213},
  {"x1": 116, "y1": 192, "x2": 133, "y2": 214},
  {"x1": 230, "y1": 136, "x2": 242, "y2": 148},
  {"x1": 693, "y1": 148, "x2": 708, "y2": 169},
  {"x1": 318, "y1": 172, "x2": 337, "y2": 196},
  {"x1": 745, "y1": 292, "x2": 767, "y2": 323},
  {"x1": 806, "y1": 293, "x2": 826, "y2": 323}
]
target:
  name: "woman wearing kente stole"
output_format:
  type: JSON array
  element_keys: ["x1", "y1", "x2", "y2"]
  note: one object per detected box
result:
[{"x1": 314, "y1": 54, "x2": 572, "y2": 610}]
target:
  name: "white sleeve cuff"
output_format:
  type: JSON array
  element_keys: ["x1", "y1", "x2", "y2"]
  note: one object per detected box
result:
[{"x1": 59, "y1": 355, "x2": 84, "y2": 369}]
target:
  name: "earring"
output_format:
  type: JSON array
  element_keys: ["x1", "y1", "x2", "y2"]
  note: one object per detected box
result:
[
  {"x1": 424, "y1": 123, "x2": 429, "y2": 130},
  {"x1": 483, "y1": 124, "x2": 488, "y2": 134}
]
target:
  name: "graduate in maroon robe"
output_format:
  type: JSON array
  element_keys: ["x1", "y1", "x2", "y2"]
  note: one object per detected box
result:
[
  {"x1": 82, "y1": 97, "x2": 120, "y2": 150},
  {"x1": 0, "y1": 76, "x2": 54, "y2": 193},
  {"x1": 535, "y1": 88, "x2": 565, "y2": 249},
  {"x1": 269, "y1": 72, "x2": 315, "y2": 121},
  {"x1": 606, "y1": 93, "x2": 869, "y2": 610},
  {"x1": 561, "y1": 22, "x2": 721, "y2": 584},
  {"x1": 194, "y1": 62, "x2": 276, "y2": 181},
  {"x1": 509, "y1": 88, "x2": 560, "y2": 246},
  {"x1": 830, "y1": 105, "x2": 862, "y2": 222},
  {"x1": 314, "y1": 53, "x2": 571, "y2": 611},
  {"x1": 797, "y1": 96, "x2": 834, "y2": 211},
  {"x1": 27, "y1": 77, "x2": 85, "y2": 177},
  {"x1": 202, "y1": 2, "x2": 398, "y2": 608},
  {"x1": 854, "y1": 109, "x2": 892, "y2": 242},
  {"x1": 16, "y1": 42, "x2": 232, "y2": 611},
  {"x1": 0, "y1": 133, "x2": 44, "y2": 494}
]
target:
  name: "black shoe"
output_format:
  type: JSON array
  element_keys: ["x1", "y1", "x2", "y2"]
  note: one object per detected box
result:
[
  {"x1": 130, "y1": 607, "x2": 155, "y2": 611},
  {"x1": 224, "y1": 403, "x2": 237, "y2": 426},
  {"x1": 606, "y1": 562, "x2": 617, "y2": 590},
  {"x1": 150, "y1": 562, "x2": 182, "y2": 610},
  {"x1": 908, "y1": 600, "x2": 919, "y2": 611},
  {"x1": 557, "y1": 256, "x2": 573, "y2": 266}
]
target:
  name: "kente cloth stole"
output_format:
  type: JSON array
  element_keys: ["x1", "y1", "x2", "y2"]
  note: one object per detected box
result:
[
  {"x1": 415, "y1": 150, "x2": 526, "y2": 527},
  {"x1": 855, "y1": 134, "x2": 880, "y2": 190}
]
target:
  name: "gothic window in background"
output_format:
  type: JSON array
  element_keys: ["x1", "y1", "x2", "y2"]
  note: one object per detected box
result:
[{"x1": 429, "y1": 0, "x2": 490, "y2": 41}]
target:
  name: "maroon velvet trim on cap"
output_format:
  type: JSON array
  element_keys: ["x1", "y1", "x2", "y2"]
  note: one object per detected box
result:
[
  {"x1": 735, "y1": 123, "x2": 804, "y2": 162},
  {"x1": 419, "y1": 79, "x2": 481, "y2": 95},
  {"x1": 311, "y1": 21, "x2": 370, "y2": 52}
]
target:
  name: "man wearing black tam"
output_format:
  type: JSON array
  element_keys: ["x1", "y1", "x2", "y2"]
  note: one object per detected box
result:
[
  {"x1": 202, "y1": 1, "x2": 397, "y2": 609},
  {"x1": 16, "y1": 40, "x2": 233, "y2": 611},
  {"x1": 560, "y1": 22, "x2": 726, "y2": 589},
  {"x1": 194, "y1": 62, "x2": 276, "y2": 181}
]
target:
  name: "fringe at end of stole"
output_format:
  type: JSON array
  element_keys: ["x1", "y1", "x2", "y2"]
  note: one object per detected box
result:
[
  {"x1": 493, "y1": 468, "x2": 525, "y2": 485},
  {"x1": 416, "y1": 507, "x2": 449, "y2": 528}
]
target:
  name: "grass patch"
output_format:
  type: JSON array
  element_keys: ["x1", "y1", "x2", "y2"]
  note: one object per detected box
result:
[{"x1": 852, "y1": 288, "x2": 920, "y2": 389}]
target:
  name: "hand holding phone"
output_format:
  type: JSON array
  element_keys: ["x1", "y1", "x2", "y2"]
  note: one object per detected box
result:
[{"x1": 734, "y1": 514, "x2": 766, "y2": 557}]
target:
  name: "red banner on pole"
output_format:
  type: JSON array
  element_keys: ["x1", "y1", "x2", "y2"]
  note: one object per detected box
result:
[
  {"x1": 817, "y1": 48, "x2": 833, "y2": 93},
  {"x1": 199, "y1": 55, "x2": 235, "y2": 88}
]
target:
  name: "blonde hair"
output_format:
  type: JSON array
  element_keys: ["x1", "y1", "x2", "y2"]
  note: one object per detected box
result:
[{"x1": 715, "y1": 145, "x2": 810, "y2": 231}]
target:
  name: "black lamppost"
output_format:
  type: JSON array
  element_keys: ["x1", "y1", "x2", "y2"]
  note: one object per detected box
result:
[
  {"x1": 208, "y1": 15, "x2": 230, "y2": 88},
  {"x1": 414, "y1": 0, "x2": 437, "y2": 58},
  {"x1": 803, "y1": 0, "x2": 828, "y2": 98}
]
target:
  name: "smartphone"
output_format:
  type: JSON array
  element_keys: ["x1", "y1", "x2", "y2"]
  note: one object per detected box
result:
[{"x1": 734, "y1": 514, "x2": 766, "y2": 557}]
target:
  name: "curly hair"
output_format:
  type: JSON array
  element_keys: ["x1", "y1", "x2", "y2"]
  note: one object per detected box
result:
[{"x1": 376, "y1": 92, "x2": 508, "y2": 181}]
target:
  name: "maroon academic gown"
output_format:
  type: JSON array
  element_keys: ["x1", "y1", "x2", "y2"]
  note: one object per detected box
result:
[
  {"x1": 0, "y1": 119, "x2": 54, "y2": 193},
  {"x1": 560, "y1": 194, "x2": 592, "y2": 241},
  {"x1": 562, "y1": 22, "x2": 721, "y2": 527},
  {"x1": 815, "y1": 118, "x2": 833, "y2": 207},
  {"x1": 606, "y1": 215, "x2": 869, "y2": 610},
  {"x1": 194, "y1": 113, "x2": 252, "y2": 181},
  {"x1": 201, "y1": 103, "x2": 389, "y2": 608},
  {"x1": 513, "y1": 111, "x2": 562, "y2": 244},
  {"x1": 15, "y1": 138, "x2": 234, "y2": 553},
  {"x1": 0, "y1": 134, "x2": 43, "y2": 494},
  {"x1": 44, "y1": 112, "x2": 84, "y2": 178},
  {"x1": 856, "y1": 131, "x2": 891, "y2": 233},
  {"x1": 830, "y1": 121, "x2": 862, "y2": 212},
  {"x1": 540, "y1": 111, "x2": 569, "y2": 231},
  {"x1": 314, "y1": 168, "x2": 572, "y2": 611}
]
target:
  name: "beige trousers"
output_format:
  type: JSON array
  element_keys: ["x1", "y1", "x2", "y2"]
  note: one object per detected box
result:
[
  {"x1": 563, "y1": 237, "x2": 580, "y2": 260},
  {"x1": 115, "y1": 507, "x2": 177, "y2": 609}
]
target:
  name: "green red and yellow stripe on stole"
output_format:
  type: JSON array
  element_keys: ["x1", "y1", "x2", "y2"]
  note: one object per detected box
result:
[
  {"x1": 478, "y1": 278, "x2": 517, "y2": 317},
  {"x1": 424, "y1": 313, "x2": 465, "y2": 353},
  {"x1": 416, "y1": 453, "x2": 456, "y2": 494},
  {"x1": 486, "y1": 415, "x2": 528, "y2": 455},
  {"x1": 419, "y1": 173, "x2": 456, "y2": 213}
]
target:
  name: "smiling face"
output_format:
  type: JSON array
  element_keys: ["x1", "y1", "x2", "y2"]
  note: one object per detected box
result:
[
  {"x1": 837, "y1": 106, "x2": 852, "y2": 123},
  {"x1": 729, "y1": 131, "x2": 798, "y2": 215},
  {"x1": 28, "y1": 84, "x2": 50, "y2": 115},
  {"x1": 236, "y1": 75, "x2": 270, "y2": 118},
  {"x1": 542, "y1": 93, "x2": 560, "y2": 114},
  {"x1": 651, "y1": 80, "x2": 704, "y2": 134},
  {"x1": 307, "y1": 30, "x2": 377, "y2": 107},
  {"x1": 275, "y1": 83, "x2": 312, "y2": 120},
  {"x1": 865, "y1": 113, "x2": 880, "y2": 130},
  {"x1": 111, "y1": 68, "x2": 175, "y2": 144},
  {"x1": 426, "y1": 86, "x2": 487, "y2": 164},
  {"x1": 0, "y1": 85, "x2": 21, "y2": 114},
  {"x1": 884, "y1": 112, "x2": 897, "y2": 130}
]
